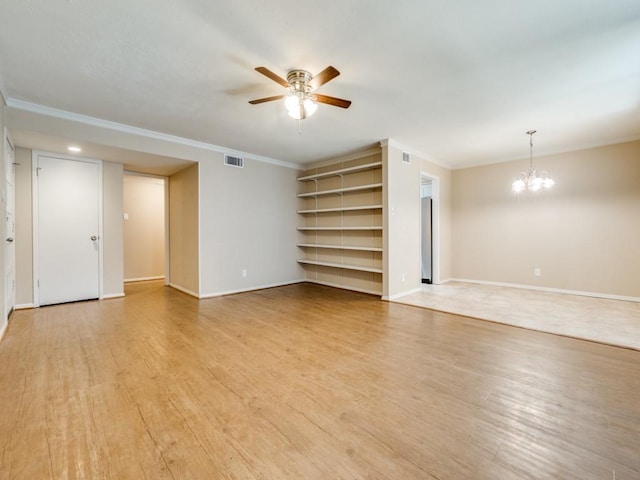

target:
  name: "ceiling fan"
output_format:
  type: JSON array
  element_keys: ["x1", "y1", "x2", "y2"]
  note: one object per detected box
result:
[{"x1": 249, "y1": 66, "x2": 352, "y2": 121}]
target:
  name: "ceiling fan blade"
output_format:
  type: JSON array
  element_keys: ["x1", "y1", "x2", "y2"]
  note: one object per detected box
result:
[
  {"x1": 313, "y1": 94, "x2": 351, "y2": 109},
  {"x1": 248, "y1": 95, "x2": 285, "y2": 105},
  {"x1": 255, "y1": 67, "x2": 289, "y2": 88},
  {"x1": 309, "y1": 66, "x2": 340, "y2": 90}
]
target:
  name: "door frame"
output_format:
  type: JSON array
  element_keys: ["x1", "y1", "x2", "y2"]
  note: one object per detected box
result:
[
  {"x1": 420, "y1": 171, "x2": 440, "y2": 285},
  {"x1": 32, "y1": 150, "x2": 104, "y2": 307}
]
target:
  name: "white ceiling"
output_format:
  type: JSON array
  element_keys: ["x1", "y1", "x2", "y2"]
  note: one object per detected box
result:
[{"x1": 1, "y1": 0, "x2": 639, "y2": 169}]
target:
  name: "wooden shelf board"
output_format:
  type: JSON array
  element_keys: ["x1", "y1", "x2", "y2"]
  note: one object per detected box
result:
[
  {"x1": 297, "y1": 259, "x2": 383, "y2": 274},
  {"x1": 297, "y1": 226, "x2": 383, "y2": 231},
  {"x1": 304, "y1": 279, "x2": 382, "y2": 296},
  {"x1": 297, "y1": 205, "x2": 383, "y2": 214},
  {"x1": 297, "y1": 244, "x2": 383, "y2": 252},
  {"x1": 297, "y1": 161, "x2": 382, "y2": 181},
  {"x1": 297, "y1": 183, "x2": 383, "y2": 198}
]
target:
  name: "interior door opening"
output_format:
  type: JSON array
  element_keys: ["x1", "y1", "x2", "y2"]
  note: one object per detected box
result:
[
  {"x1": 421, "y1": 178, "x2": 433, "y2": 284},
  {"x1": 420, "y1": 172, "x2": 440, "y2": 285},
  {"x1": 123, "y1": 172, "x2": 168, "y2": 284}
]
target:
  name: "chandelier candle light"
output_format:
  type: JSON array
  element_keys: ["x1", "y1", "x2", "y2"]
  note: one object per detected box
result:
[{"x1": 512, "y1": 130, "x2": 555, "y2": 193}]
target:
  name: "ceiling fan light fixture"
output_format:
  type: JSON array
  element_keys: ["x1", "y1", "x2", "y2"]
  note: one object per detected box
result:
[{"x1": 285, "y1": 95, "x2": 317, "y2": 119}]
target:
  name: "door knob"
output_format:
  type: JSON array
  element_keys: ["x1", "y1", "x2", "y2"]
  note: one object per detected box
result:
[
  {"x1": 6, "y1": 237, "x2": 13, "y2": 243},
  {"x1": 90, "y1": 235, "x2": 98, "y2": 241}
]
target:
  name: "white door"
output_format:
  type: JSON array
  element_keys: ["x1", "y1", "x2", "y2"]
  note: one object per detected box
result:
[
  {"x1": 4, "y1": 133, "x2": 16, "y2": 317},
  {"x1": 35, "y1": 154, "x2": 101, "y2": 306}
]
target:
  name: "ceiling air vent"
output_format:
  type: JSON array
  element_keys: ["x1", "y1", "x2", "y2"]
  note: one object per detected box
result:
[
  {"x1": 224, "y1": 154, "x2": 244, "y2": 168},
  {"x1": 402, "y1": 152, "x2": 411, "y2": 164}
]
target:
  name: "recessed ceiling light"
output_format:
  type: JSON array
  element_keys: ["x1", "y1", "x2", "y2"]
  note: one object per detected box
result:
[{"x1": 68, "y1": 146, "x2": 82, "y2": 152}]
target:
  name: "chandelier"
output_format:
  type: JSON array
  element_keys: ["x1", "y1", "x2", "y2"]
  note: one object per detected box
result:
[{"x1": 512, "y1": 130, "x2": 555, "y2": 193}]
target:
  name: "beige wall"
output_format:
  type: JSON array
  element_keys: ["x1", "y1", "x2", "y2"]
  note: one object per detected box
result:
[
  {"x1": 451, "y1": 140, "x2": 640, "y2": 298},
  {"x1": 14, "y1": 148, "x2": 32, "y2": 306},
  {"x1": 123, "y1": 174, "x2": 165, "y2": 281},
  {"x1": 169, "y1": 163, "x2": 199, "y2": 295},
  {"x1": 383, "y1": 141, "x2": 453, "y2": 299},
  {"x1": 102, "y1": 161, "x2": 124, "y2": 297},
  {"x1": 199, "y1": 153, "x2": 301, "y2": 296},
  {"x1": 13, "y1": 149, "x2": 124, "y2": 303},
  {"x1": 383, "y1": 143, "x2": 421, "y2": 298}
]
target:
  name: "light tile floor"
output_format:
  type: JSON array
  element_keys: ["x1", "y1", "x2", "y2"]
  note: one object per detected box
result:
[{"x1": 395, "y1": 282, "x2": 640, "y2": 350}]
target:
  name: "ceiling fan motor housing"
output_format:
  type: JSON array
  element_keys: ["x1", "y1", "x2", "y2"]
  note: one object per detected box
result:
[{"x1": 287, "y1": 70, "x2": 313, "y2": 94}]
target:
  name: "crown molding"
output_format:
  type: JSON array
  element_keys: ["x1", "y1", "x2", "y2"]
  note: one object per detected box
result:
[
  {"x1": 6, "y1": 98, "x2": 300, "y2": 169},
  {"x1": 380, "y1": 138, "x2": 452, "y2": 170}
]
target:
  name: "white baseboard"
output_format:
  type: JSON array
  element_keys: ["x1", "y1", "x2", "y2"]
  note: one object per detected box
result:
[
  {"x1": 438, "y1": 278, "x2": 453, "y2": 285},
  {"x1": 14, "y1": 303, "x2": 35, "y2": 310},
  {"x1": 0, "y1": 320, "x2": 7, "y2": 344},
  {"x1": 102, "y1": 293, "x2": 125, "y2": 299},
  {"x1": 449, "y1": 278, "x2": 640, "y2": 303},
  {"x1": 168, "y1": 283, "x2": 200, "y2": 298},
  {"x1": 199, "y1": 279, "x2": 305, "y2": 299},
  {"x1": 305, "y1": 279, "x2": 382, "y2": 297},
  {"x1": 124, "y1": 276, "x2": 165, "y2": 283},
  {"x1": 383, "y1": 286, "x2": 423, "y2": 301}
]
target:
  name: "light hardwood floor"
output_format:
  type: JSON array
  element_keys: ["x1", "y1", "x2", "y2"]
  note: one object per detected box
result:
[{"x1": 0, "y1": 281, "x2": 639, "y2": 479}]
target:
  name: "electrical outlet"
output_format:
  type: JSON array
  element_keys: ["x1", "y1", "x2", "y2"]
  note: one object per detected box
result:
[
  {"x1": 242, "y1": 269, "x2": 247, "y2": 278},
  {"x1": 534, "y1": 268, "x2": 541, "y2": 277}
]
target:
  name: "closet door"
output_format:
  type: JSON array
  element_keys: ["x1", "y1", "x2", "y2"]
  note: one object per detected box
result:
[{"x1": 35, "y1": 154, "x2": 101, "y2": 306}]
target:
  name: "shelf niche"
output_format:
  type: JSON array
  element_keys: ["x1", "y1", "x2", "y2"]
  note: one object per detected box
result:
[{"x1": 297, "y1": 149, "x2": 383, "y2": 296}]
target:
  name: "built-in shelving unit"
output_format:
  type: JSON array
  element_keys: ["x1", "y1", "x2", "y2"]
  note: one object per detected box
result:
[{"x1": 296, "y1": 149, "x2": 383, "y2": 296}]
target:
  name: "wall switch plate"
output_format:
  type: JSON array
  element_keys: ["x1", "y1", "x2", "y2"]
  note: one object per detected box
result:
[
  {"x1": 123, "y1": 213, "x2": 129, "y2": 220},
  {"x1": 242, "y1": 269, "x2": 247, "y2": 278},
  {"x1": 534, "y1": 268, "x2": 541, "y2": 277}
]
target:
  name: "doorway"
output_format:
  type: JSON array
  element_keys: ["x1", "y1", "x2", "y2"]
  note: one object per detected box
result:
[
  {"x1": 420, "y1": 172, "x2": 440, "y2": 285},
  {"x1": 33, "y1": 152, "x2": 102, "y2": 306},
  {"x1": 123, "y1": 172, "x2": 168, "y2": 284},
  {"x1": 421, "y1": 179, "x2": 432, "y2": 284}
]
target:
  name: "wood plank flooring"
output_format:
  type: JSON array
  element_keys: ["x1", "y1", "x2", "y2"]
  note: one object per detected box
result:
[{"x1": 0, "y1": 281, "x2": 638, "y2": 479}]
